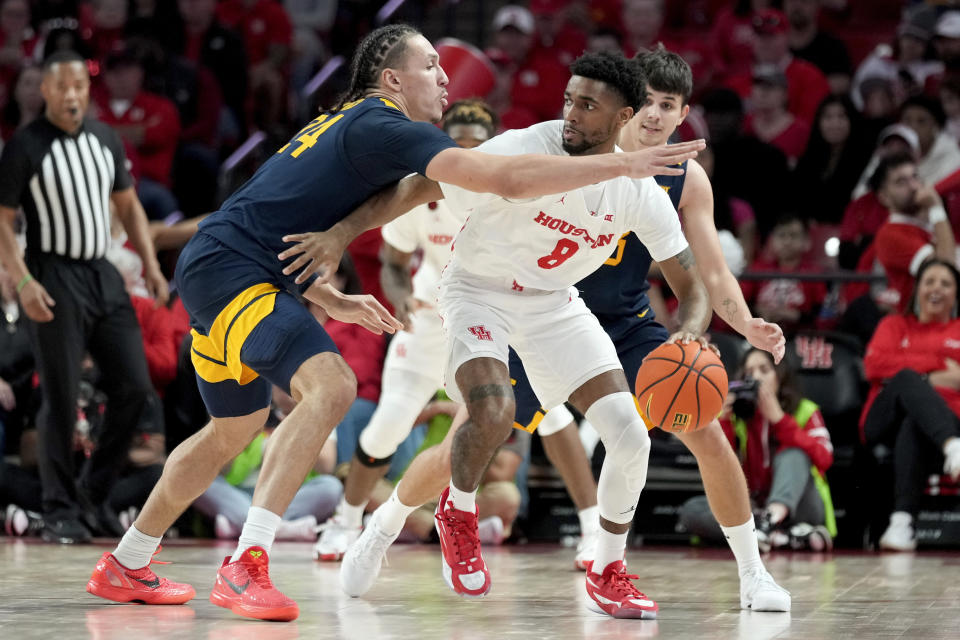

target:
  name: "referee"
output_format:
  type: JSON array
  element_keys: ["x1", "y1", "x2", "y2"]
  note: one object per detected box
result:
[{"x1": 0, "y1": 51, "x2": 168, "y2": 543}]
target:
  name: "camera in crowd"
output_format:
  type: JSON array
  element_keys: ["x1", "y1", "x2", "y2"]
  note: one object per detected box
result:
[{"x1": 729, "y1": 377, "x2": 760, "y2": 419}]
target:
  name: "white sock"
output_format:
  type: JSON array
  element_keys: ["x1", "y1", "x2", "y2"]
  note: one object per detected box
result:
[
  {"x1": 338, "y1": 497, "x2": 366, "y2": 529},
  {"x1": 112, "y1": 525, "x2": 162, "y2": 570},
  {"x1": 889, "y1": 511, "x2": 913, "y2": 528},
  {"x1": 232, "y1": 506, "x2": 282, "y2": 562},
  {"x1": 578, "y1": 505, "x2": 600, "y2": 535},
  {"x1": 448, "y1": 481, "x2": 476, "y2": 512},
  {"x1": 592, "y1": 529, "x2": 628, "y2": 574},
  {"x1": 721, "y1": 515, "x2": 764, "y2": 576},
  {"x1": 376, "y1": 485, "x2": 418, "y2": 536}
]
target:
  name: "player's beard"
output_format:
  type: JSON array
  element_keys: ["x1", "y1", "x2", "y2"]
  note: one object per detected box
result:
[{"x1": 561, "y1": 123, "x2": 616, "y2": 156}]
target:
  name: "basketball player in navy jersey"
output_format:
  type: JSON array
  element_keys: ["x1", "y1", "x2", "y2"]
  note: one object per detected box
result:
[
  {"x1": 83, "y1": 26, "x2": 704, "y2": 621},
  {"x1": 506, "y1": 45, "x2": 791, "y2": 612}
]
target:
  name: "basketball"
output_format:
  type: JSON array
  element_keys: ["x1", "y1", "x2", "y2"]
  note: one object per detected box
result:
[{"x1": 634, "y1": 341, "x2": 728, "y2": 433}]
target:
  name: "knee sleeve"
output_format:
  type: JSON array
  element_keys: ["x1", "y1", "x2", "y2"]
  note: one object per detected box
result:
[
  {"x1": 358, "y1": 370, "x2": 438, "y2": 460},
  {"x1": 536, "y1": 404, "x2": 576, "y2": 437},
  {"x1": 586, "y1": 392, "x2": 652, "y2": 521}
]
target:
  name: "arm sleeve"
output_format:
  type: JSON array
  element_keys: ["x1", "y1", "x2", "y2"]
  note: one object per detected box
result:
[
  {"x1": 773, "y1": 410, "x2": 834, "y2": 473},
  {"x1": 0, "y1": 134, "x2": 32, "y2": 208},
  {"x1": 102, "y1": 126, "x2": 133, "y2": 192},
  {"x1": 628, "y1": 178, "x2": 688, "y2": 262},
  {"x1": 381, "y1": 203, "x2": 423, "y2": 253},
  {"x1": 863, "y1": 316, "x2": 944, "y2": 381}
]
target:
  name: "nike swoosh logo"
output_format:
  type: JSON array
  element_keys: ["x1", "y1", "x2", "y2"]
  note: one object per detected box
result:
[
  {"x1": 222, "y1": 575, "x2": 250, "y2": 595},
  {"x1": 620, "y1": 506, "x2": 636, "y2": 515},
  {"x1": 637, "y1": 308, "x2": 649, "y2": 319},
  {"x1": 133, "y1": 576, "x2": 160, "y2": 588}
]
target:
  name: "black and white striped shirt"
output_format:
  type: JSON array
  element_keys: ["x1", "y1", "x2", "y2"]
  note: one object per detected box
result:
[{"x1": 0, "y1": 116, "x2": 132, "y2": 261}]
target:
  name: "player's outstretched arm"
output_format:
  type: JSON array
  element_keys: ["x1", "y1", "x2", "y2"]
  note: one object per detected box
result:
[
  {"x1": 657, "y1": 246, "x2": 712, "y2": 345},
  {"x1": 679, "y1": 160, "x2": 786, "y2": 363},
  {"x1": 424, "y1": 140, "x2": 705, "y2": 199},
  {"x1": 280, "y1": 174, "x2": 442, "y2": 284}
]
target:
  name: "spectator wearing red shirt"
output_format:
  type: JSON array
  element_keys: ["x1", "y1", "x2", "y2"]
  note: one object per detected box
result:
[
  {"x1": 742, "y1": 213, "x2": 827, "y2": 334},
  {"x1": 529, "y1": 0, "x2": 586, "y2": 68},
  {"x1": 216, "y1": 0, "x2": 292, "y2": 131},
  {"x1": 169, "y1": 0, "x2": 248, "y2": 139},
  {"x1": 485, "y1": 5, "x2": 569, "y2": 130},
  {"x1": 79, "y1": 0, "x2": 127, "y2": 63},
  {"x1": 743, "y1": 66, "x2": 810, "y2": 167},
  {"x1": 711, "y1": 0, "x2": 772, "y2": 82},
  {"x1": 129, "y1": 296, "x2": 179, "y2": 393},
  {"x1": 870, "y1": 151, "x2": 956, "y2": 313},
  {"x1": 619, "y1": 0, "x2": 714, "y2": 91},
  {"x1": 727, "y1": 8, "x2": 830, "y2": 126},
  {"x1": 95, "y1": 50, "x2": 181, "y2": 221},
  {"x1": 861, "y1": 259, "x2": 960, "y2": 550}
]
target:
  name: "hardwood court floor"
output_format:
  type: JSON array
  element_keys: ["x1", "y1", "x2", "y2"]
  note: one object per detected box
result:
[{"x1": 1, "y1": 539, "x2": 959, "y2": 639}]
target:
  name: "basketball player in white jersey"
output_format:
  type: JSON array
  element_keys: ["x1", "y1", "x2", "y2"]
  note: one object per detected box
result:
[
  {"x1": 312, "y1": 100, "x2": 534, "y2": 559},
  {"x1": 327, "y1": 52, "x2": 709, "y2": 619}
]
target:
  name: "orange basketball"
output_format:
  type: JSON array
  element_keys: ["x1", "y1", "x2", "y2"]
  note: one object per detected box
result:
[{"x1": 634, "y1": 341, "x2": 728, "y2": 433}]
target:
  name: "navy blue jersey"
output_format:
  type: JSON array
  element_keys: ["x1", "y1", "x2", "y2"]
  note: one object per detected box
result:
[
  {"x1": 198, "y1": 98, "x2": 456, "y2": 287},
  {"x1": 575, "y1": 160, "x2": 687, "y2": 317}
]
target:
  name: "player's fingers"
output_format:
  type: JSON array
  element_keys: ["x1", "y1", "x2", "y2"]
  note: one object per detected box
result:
[
  {"x1": 655, "y1": 166, "x2": 686, "y2": 176},
  {"x1": 281, "y1": 233, "x2": 308, "y2": 244},
  {"x1": 283, "y1": 253, "x2": 313, "y2": 276},
  {"x1": 294, "y1": 259, "x2": 323, "y2": 285},
  {"x1": 277, "y1": 245, "x2": 305, "y2": 261},
  {"x1": 707, "y1": 342, "x2": 721, "y2": 357}
]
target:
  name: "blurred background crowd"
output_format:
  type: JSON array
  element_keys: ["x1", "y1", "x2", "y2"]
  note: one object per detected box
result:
[{"x1": 3, "y1": 0, "x2": 960, "y2": 555}]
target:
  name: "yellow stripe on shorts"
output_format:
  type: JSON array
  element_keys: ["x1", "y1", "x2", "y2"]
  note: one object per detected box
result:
[
  {"x1": 514, "y1": 409, "x2": 545, "y2": 434},
  {"x1": 190, "y1": 283, "x2": 280, "y2": 385}
]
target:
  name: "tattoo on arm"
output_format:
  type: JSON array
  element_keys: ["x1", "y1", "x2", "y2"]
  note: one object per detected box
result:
[
  {"x1": 721, "y1": 297, "x2": 738, "y2": 322},
  {"x1": 675, "y1": 247, "x2": 695, "y2": 270},
  {"x1": 468, "y1": 384, "x2": 513, "y2": 404}
]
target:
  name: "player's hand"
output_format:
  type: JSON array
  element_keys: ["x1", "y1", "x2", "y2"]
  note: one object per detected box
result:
[
  {"x1": 396, "y1": 295, "x2": 433, "y2": 330},
  {"x1": 756, "y1": 382, "x2": 785, "y2": 423},
  {"x1": 279, "y1": 225, "x2": 350, "y2": 285},
  {"x1": 144, "y1": 266, "x2": 169, "y2": 308},
  {"x1": 662, "y1": 331, "x2": 720, "y2": 357},
  {"x1": 626, "y1": 139, "x2": 705, "y2": 179},
  {"x1": 18, "y1": 278, "x2": 55, "y2": 323},
  {"x1": 915, "y1": 183, "x2": 942, "y2": 211},
  {"x1": 305, "y1": 282, "x2": 403, "y2": 335},
  {"x1": 0, "y1": 377, "x2": 15, "y2": 411},
  {"x1": 744, "y1": 317, "x2": 785, "y2": 364}
]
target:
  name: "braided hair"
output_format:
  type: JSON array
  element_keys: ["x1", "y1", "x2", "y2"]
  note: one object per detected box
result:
[
  {"x1": 327, "y1": 24, "x2": 421, "y2": 113},
  {"x1": 441, "y1": 99, "x2": 499, "y2": 138}
]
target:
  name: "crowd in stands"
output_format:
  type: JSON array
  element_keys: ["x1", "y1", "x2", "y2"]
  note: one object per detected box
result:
[{"x1": 3, "y1": 0, "x2": 960, "y2": 554}]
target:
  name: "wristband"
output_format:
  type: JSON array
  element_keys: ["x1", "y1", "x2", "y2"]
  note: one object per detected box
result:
[
  {"x1": 16, "y1": 273, "x2": 32, "y2": 294},
  {"x1": 929, "y1": 204, "x2": 948, "y2": 225}
]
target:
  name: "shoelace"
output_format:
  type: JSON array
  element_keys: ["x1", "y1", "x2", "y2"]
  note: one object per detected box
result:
[
  {"x1": 436, "y1": 510, "x2": 480, "y2": 564},
  {"x1": 246, "y1": 557, "x2": 275, "y2": 590},
  {"x1": 605, "y1": 570, "x2": 646, "y2": 599},
  {"x1": 353, "y1": 524, "x2": 393, "y2": 568}
]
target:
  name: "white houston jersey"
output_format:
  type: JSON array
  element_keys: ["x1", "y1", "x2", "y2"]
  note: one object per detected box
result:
[
  {"x1": 438, "y1": 120, "x2": 687, "y2": 291},
  {"x1": 381, "y1": 199, "x2": 465, "y2": 300}
]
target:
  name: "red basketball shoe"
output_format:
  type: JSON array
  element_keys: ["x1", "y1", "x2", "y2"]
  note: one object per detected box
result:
[
  {"x1": 585, "y1": 560, "x2": 658, "y2": 619},
  {"x1": 209, "y1": 547, "x2": 298, "y2": 621},
  {"x1": 86, "y1": 551, "x2": 195, "y2": 605},
  {"x1": 434, "y1": 487, "x2": 491, "y2": 598}
]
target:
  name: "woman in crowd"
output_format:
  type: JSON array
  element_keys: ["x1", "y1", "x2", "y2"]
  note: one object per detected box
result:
[
  {"x1": 793, "y1": 95, "x2": 873, "y2": 225},
  {"x1": 862, "y1": 258, "x2": 960, "y2": 551}
]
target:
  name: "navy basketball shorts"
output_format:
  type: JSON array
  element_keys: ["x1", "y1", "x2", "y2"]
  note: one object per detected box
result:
[{"x1": 175, "y1": 232, "x2": 339, "y2": 418}]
